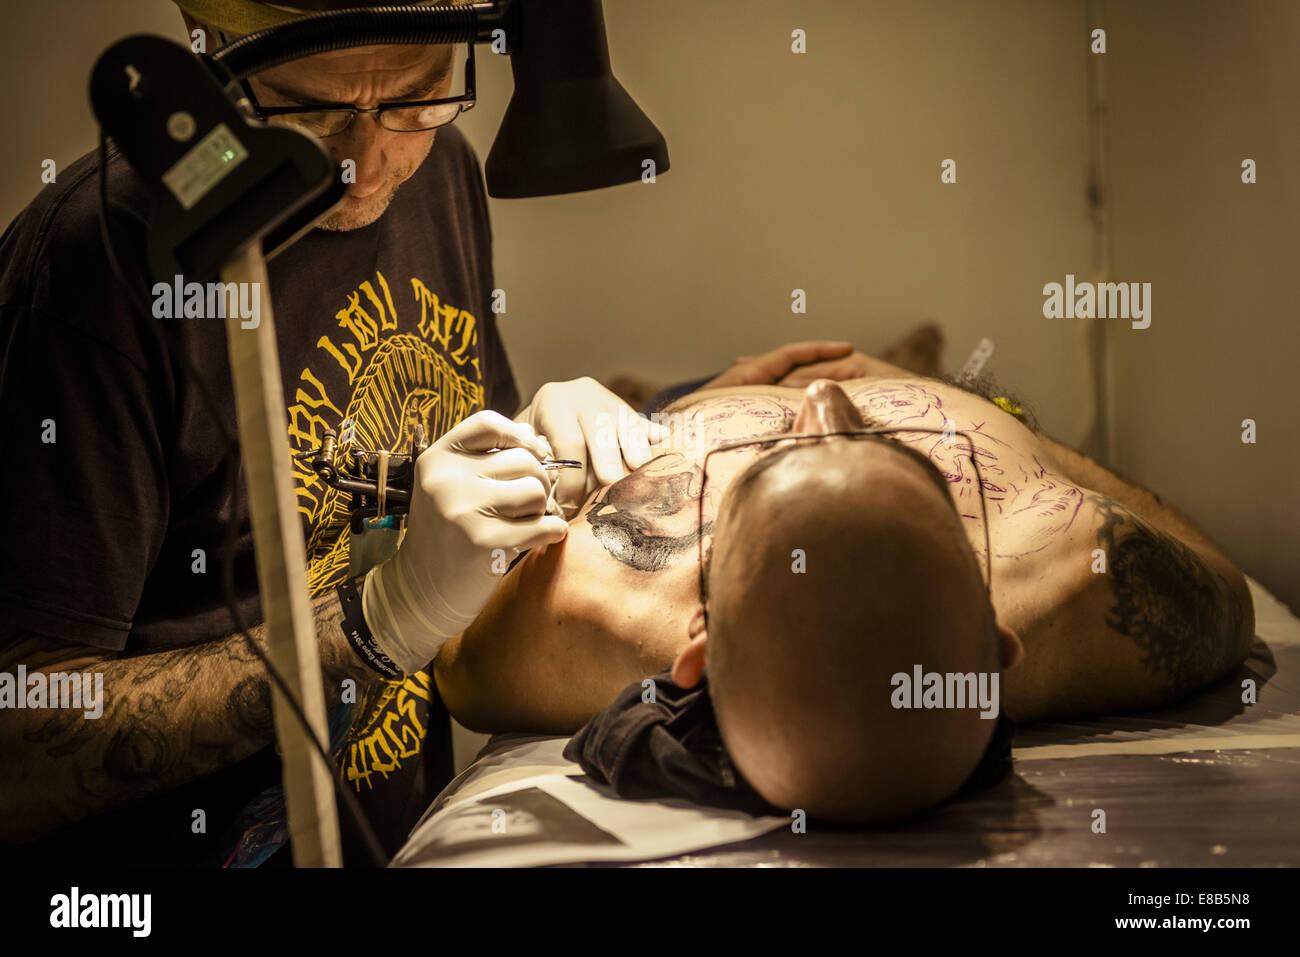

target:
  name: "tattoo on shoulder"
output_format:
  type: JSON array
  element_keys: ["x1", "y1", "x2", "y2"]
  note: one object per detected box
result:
[{"x1": 1092, "y1": 496, "x2": 1246, "y2": 695}]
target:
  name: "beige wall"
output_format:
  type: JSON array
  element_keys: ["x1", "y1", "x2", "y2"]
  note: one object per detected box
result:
[
  {"x1": 1102, "y1": 0, "x2": 1299, "y2": 611},
  {"x1": 458, "y1": 0, "x2": 1099, "y2": 450},
  {"x1": 1, "y1": 3, "x2": 181, "y2": 225}
]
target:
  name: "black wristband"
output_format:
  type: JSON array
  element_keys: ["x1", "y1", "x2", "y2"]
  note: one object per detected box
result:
[{"x1": 336, "y1": 576, "x2": 404, "y2": 680}]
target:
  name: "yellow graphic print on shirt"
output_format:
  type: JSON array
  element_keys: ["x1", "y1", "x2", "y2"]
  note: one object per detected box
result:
[
  {"x1": 284, "y1": 269, "x2": 483, "y2": 792},
  {"x1": 342, "y1": 670, "x2": 435, "y2": 792}
]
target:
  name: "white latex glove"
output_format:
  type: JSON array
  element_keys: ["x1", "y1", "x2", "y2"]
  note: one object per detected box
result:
[
  {"x1": 515, "y1": 377, "x2": 671, "y2": 517},
  {"x1": 362, "y1": 410, "x2": 568, "y2": 674}
]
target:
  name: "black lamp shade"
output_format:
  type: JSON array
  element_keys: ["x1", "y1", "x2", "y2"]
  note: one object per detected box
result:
[{"x1": 486, "y1": 0, "x2": 669, "y2": 197}]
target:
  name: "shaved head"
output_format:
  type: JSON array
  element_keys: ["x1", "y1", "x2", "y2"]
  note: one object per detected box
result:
[{"x1": 704, "y1": 436, "x2": 1001, "y2": 822}]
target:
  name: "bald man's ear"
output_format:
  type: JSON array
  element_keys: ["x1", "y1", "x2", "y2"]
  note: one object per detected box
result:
[
  {"x1": 997, "y1": 621, "x2": 1024, "y2": 671},
  {"x1": 672, "y1": 607, "x2": 709, "y2": 688}
]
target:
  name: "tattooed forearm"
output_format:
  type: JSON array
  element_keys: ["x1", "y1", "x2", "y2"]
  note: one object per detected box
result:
[
  {"x1": 226, "y1": 674, "x2": 275, "y2": 739},
  {"x1": 0, "y1": 589, "x2": 375, "y2": 842},
  {"x1": 0, "y1": 631, "x2": 277, "y2": 841},
  {"x1": 1093, "y1": 496, "x2": 1247, "y2": 697}
]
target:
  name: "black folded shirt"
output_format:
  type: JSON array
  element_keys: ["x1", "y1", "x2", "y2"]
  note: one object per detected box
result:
[{"x1": 564, "y1": 668, "x2": 1016, "y2": 819}]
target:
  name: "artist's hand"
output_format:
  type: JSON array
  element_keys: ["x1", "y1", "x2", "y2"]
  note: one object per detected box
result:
[
  {"x1": 516, "y1": 377, "x2": 671, "y2": 517},
  {"x1": 703, "y1": 341, "x2": 860, "y2": 390},
  {"x1": 362, "y1": 411, "x2": 568, "y2": 674}
]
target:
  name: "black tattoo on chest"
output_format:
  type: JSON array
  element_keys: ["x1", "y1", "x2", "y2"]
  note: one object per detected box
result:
[
  {"x1": 1093, "y1": 497, "x2": 1244, "y2": 696},
  {"x1": 585, "y1": 457, "x2": 712, "y2": 572}
]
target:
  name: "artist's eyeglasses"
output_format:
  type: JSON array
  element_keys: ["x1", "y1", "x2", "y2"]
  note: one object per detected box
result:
[
  {"x1": 695, "y1": 427, "x2": 994, "y2": 630},
  {"x1": 238, "y1": 42, "x2": 476, "y2": 137}
]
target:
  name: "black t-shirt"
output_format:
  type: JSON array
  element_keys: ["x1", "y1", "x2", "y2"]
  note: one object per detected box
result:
[{"x1": 0, "y1": 124, "x2": 515, "y2": 863}]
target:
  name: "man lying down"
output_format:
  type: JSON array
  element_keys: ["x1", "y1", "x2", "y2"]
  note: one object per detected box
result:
[{"x1": 432, "y1": 353, "x2": 1255, "y2": 824}]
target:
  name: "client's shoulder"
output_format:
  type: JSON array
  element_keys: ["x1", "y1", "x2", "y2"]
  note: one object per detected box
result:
[{"x1": 1005, "y1": 488, "x2": 1253, "y2": 722}]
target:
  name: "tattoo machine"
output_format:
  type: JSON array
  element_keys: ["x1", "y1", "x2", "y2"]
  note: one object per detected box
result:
[
  {"x1": 293, "y1": 425, "x2": 429, "y2": 536},
  {"x1": 293, "y1": 427, "x2": 582, "y2": 532}
]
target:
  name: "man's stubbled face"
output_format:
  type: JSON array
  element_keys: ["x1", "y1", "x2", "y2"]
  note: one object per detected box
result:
[{"x1": 248, "y1": 42, "x2": 456, "y2": 231}]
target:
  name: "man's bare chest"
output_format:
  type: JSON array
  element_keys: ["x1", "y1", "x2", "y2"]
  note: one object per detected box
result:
[{"x1": 652, "y1": 378, "x2": 1087, "y2": 562}]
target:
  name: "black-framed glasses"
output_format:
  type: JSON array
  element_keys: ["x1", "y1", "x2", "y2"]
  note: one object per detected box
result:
[
  {"x1": 238, "y1": 42, "x2": 476, "y2": 137},
  {"x1": 695, "y1": 427, "x2": 994, "y2": 630}
]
